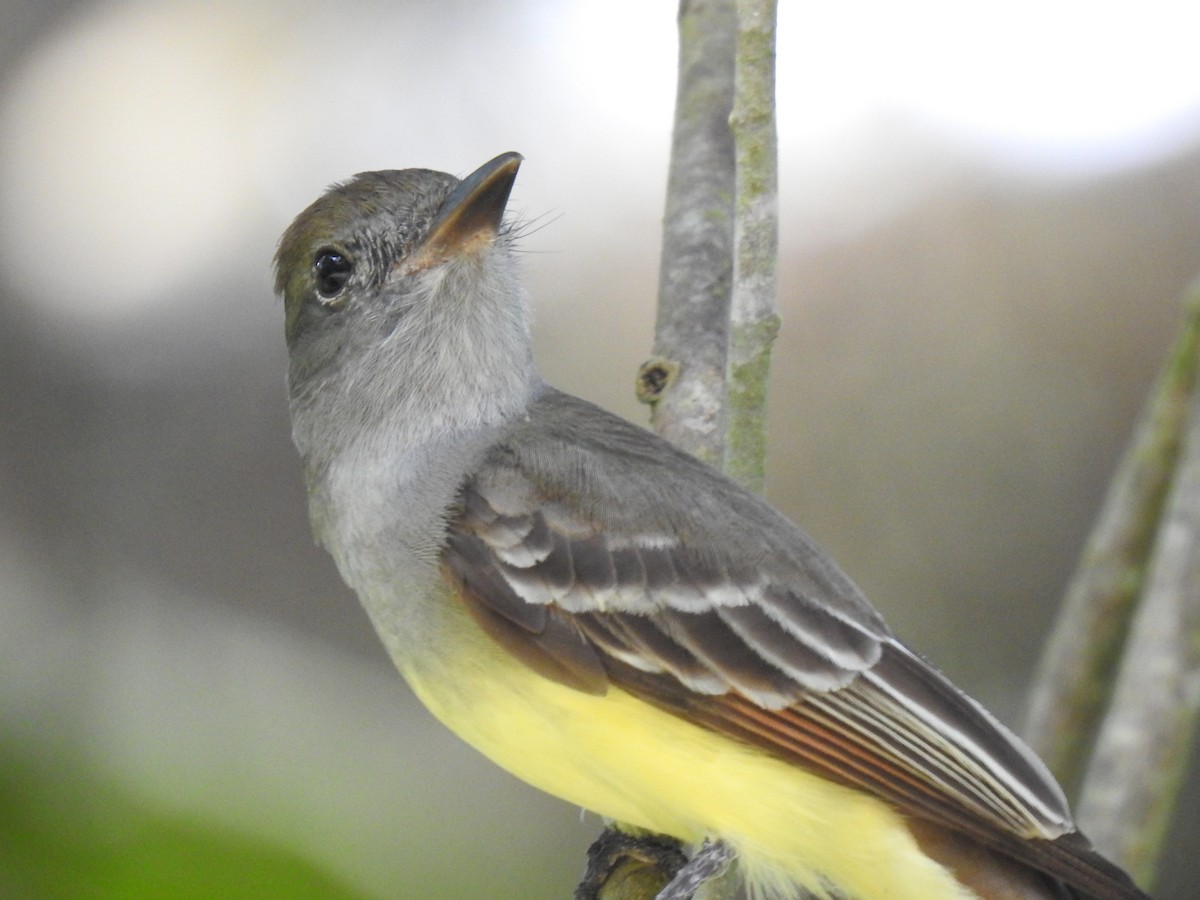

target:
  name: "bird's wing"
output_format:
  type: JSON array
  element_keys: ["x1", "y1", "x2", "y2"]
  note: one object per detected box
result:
[{"x1": 441, "y1": 389, "x2": 1141, "y2": 899}]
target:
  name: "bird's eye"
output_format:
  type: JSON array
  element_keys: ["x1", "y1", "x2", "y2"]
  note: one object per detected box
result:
[{"x1": 313, "y1": 249, "x2": 352, "y2": 300}]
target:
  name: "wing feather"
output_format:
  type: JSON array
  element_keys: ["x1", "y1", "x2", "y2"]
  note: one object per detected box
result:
[{"x1": 439, "y1": 388, "x2": 1147, "y2": 900}]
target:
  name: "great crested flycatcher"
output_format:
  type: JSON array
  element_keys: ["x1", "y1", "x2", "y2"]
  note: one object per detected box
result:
[{"x1": 276, "y1": 152, "x2": 1151, "y2": 900}]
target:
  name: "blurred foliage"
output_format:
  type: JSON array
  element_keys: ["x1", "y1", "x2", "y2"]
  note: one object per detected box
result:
[{"x1": 0, "y1": 737, "x2": 365, "y2": 900}]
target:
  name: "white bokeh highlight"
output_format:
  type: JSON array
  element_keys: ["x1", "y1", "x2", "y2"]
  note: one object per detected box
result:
[{"x1": 0, "y1": 0, "x2": 1198, "y2": 331}]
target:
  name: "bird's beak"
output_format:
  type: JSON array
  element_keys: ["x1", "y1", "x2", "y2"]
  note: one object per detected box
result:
[{"x1": 401, "y1": 151, "x2": 523, "y2": 275}]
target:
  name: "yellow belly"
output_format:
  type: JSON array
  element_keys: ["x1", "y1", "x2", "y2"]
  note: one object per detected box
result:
[{"x1": 396, "y1": 591, "x2": 975, "y2": 900}]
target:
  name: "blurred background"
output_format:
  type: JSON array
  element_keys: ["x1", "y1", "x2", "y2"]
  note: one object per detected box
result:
[{"x1": 1, "y1": 0, "x2": 1198, "y2": 897}]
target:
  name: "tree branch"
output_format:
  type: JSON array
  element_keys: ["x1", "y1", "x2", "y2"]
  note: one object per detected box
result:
[
  {"x1": 1075, "y1": 294, "x2": 1200, "y2": 886},
  {"x1": 637, "y1": 0, "x2": 737, "y2": 467},
  {"x1": 1022, "y1": 287, "x2": 1200, "y2": 798},
  {"x1": 724, "y1": 0, "x2": 779, "y2": 493}
]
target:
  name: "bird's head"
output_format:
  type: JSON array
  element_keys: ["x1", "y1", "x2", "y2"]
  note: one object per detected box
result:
[{"x1": 275, "y1": 153, "x2": 538, "y2": 467}]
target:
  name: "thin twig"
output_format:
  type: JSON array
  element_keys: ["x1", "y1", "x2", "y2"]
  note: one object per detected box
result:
[
  {"x1": 1022, "y1": 287, "x2": 1200, "y2": 796},
  {"x1": 638, "y1": 0, "x2": 737, "y2": 466},
  {"x1": 724, "y1": 0, "x2": 780, "y2": 493},
  {"x1": 1075, "y1": 308, "x2": 1200, "y2": 887}
]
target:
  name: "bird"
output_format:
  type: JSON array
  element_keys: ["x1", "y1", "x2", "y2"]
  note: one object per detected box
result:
[{"x1": 275, "y1": 151, "x2": 1152, "y2": 899}]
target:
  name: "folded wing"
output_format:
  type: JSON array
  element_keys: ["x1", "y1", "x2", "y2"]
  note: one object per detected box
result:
[{"x1": 441, "y1": 389, "x2": 1144, "y2": 900}]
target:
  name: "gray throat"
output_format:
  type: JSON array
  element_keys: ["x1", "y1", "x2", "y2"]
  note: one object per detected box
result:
[{"x1": 300, "y1": 414, "x2": 507, "y2": 653}]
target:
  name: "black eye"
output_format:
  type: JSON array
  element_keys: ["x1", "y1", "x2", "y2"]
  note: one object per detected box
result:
[{"x1": 313, "y1": 249, "x2": 352, "y2": 300}]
